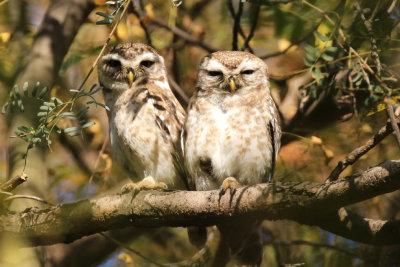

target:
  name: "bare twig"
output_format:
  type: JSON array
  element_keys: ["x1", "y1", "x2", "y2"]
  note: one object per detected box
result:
[
  {"x1": 228, "y1": 0, "x2": 244, "y2": 51},
  {"x1": 89, "y1": 135, "x2": 110, "y2": 183},
  {"x1": 327, "y1": 122, "x2": 395, "y2": 181},
  {"x1": 100, "y1": 233, "x2": 166, "y2": 267},
  {"x1": 168, "y1": 75, "x2": 190, "y2": 106},
  {"x1": 385, "y1": 97, "x2": 400, "y2": 147},
  {"x1": 0, "y1": 173, "x2": 27, "y2": 192},
  {"x1": 242, "y1": 3, "x2": 260, "y2": 52},
  {"x1": 130, "y1": 0, "x2": 152, "y2": 46},
  {"x1": 150, "y1": 19, "x2": 217, "y2": 53},
  {"x1": 271, "y1": 240, "x2": 359, "y2": 259},
  {"x1": 5, "y1": 194, "x2": 52, "y2": 205},
  {"x1": 77, "y1": 0, "x2": 130, "y2": 92}
]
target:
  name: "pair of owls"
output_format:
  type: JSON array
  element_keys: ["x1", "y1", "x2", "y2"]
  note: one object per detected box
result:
[{"x1": 98, "y1": 43, "x2": 281, "y2": 265}]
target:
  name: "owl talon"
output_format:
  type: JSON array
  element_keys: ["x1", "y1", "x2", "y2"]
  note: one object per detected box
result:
[
  {"x1": 219, "y1": 177, "x2": 240, "y2": 203},
  {"x1": 121, "y1": 176, "x2": 168, "y2": 195}
]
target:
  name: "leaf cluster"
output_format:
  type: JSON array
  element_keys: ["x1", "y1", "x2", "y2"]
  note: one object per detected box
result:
[{"x1": 2, "y1": 82, "x2": 108, "y2": 167}]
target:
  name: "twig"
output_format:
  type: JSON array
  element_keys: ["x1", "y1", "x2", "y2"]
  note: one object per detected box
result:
[
  {"x1": 167, "y1": 76, "x2": 190, "y2": 106},
  {"x1": 100, "y1": 233, "x2": 167, "y2": 267},
  {"x1": 385, "y1": 97, "x2": 400, "y2": 147},
  {"x1": 45, "y1": 0, "x2": 131, "y2": 128},
  {"x1": 89, "y1": 135, "x2": 109, "y2": 183},
  {"x1": 327, "y1": 122, "x2": 394, "y2": 181},
  {"x1": 130, "y1": 0, "x2": 152, "y2": 46},
  {"x1": 242, "y1": 3, "x2": 260, "y2": 52},
  {"x1": 5, "y1": 194, "x2": 52, "y2": 205},
  {"x1": 150, "y1": 19, "x2": 217, "y2": 53},
  {"x1": 77, "y1": 0, "x2": 130, "y2": 92},
  {"x1": 272, "y1": 240, "x2": 360, "y2": 259},
  {"x1": 228, "y1": 0, "x2": 244, "y2": 51},
  {"x1": 0, "y1": 173, "x2": 27, "y2": 192}
]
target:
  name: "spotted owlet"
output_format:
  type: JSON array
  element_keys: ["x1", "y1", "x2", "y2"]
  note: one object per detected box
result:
[
  {"x1": 98, "y1": 43, "x2": 187, "y2": 191},
  {"x1": 183, "y1": 51, "x2": 281, "y2": 265}
]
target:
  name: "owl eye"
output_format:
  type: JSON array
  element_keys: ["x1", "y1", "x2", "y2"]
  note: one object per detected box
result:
[
  {"x1": 141, "y1": 60, "x2": 155, "y2": 68},
  {"x1": 241, "y1": 69, "x2": 255, "y2": 75},
  {"x1": 208, "y1": 71, "x2": 223, "y2": 77},
  {"x1": 106, "y1": 60, "x2": 121, "y2": 68}
]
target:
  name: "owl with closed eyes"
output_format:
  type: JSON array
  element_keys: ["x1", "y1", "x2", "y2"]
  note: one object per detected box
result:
[
  {"x1": 98, "y1": 43, "x2": 187, "y2": 191},
  {"x1": 184, "y1": 51, "x2": 281, "y2": 265}
]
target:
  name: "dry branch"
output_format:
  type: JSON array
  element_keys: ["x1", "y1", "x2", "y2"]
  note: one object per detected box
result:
[
  {"x1": 150, "y1": 19, "x2": 217, "y2": 53},
  {"x1": 327, "y1": 122, "x2": 395, "y2": 181},
  {"x1": 1, "y1": 160, "x2": 400, "y2": 247}
]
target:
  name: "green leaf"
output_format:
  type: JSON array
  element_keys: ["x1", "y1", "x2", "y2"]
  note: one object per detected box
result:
[
  {"x1": 304, "y1": 44, "x2": 320, "y2": 58},
  {"x1": 54, "y1": 125, "x2": 62, "y2": 134},
  {"x1": 17, "y1": 126, "x2": 31, "y2": 133},
  {"x1": 14, "y1": 130, "x2": 23, "y2": 136},
  {"x1": 38, "y1": 86, "x2": 49, "y2": 99},
  {"x1": 311, "y1": 67, "x2": 323, "y2": 82},
  {"x1": 87, "y1": 101, "x2": 110, "y2": 111},
  {"x1": 89, "y1": 84, "x2": 97, "y2": 92},
  {"x1": 96, "y1": 19, "x2": 114, "y2": 25},
  {"x1": 32, "y1": 82, "x2": 40, "y2": 97},
  {"x1": 67, "y1": 131, "x2": 82, "y2": 137},
  {"x1": 64, "y1": 126, "x2": 81, "y2": 133},
  {"x1": 40, "y1": 105, "x2": 52, "y2": 111},
  {"x1": 23, "y1": 82, "x2": 29, "y2": 97},
  {"x1": 321, "y1": 53, "x2": 334, "y2": 62},
  {"x1": 76, "y1": 107, "x2": 89, "y2": 117},
  {"x1": 88, "y1": 86, "x2": 103, "y2": 95},
  {"x1": 314, "y1": 31, "x2": 329, "y2": 42},
  {"x1": 43, "y1": 101, "x2": 56, "y2": 107},
  {"x1": 325, "y1": 46, "x2": 339, "y2": 53},
  {"x1": 51, "y1": 97, "x2": 63, "y2": 106},
  {"x1": 81, "y1": 121, "x2": 96, "y2": 128},
  {"x1": 32, "y1": 137, "x2": 42, "y2": 143},
  {"x1": 13, "y1": 85, "x2": 21, "y2": 99},
  {"x1": 37, "y1": 111, "x2": 49, "y2": 117},
  {"x1": 1, "y1": 102, "x2": 8, "y2": 114},
  {"x1": 17, "y1": 99, "x2": 24, "y2": 112},
  {"x1": 96, "y1": 11, "x2": 115, "y2": 19}
]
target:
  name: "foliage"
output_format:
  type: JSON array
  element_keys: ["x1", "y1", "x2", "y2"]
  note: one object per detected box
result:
[{"x1": 1, "y1": 82, "x2": 106, "y2": 169}]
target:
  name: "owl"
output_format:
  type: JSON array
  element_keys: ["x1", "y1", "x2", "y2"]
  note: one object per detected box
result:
[
  {"x1": 183, "y1": 51, "x2": 281, "y2": 265},
  {"x1": 97, "y1": 43, "x2": 187, "y2": 191}
]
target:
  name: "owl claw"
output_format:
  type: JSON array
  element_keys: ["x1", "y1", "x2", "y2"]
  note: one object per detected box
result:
[
  {"x1": 219, "y1": 177, "x2": 240, "y2": 203},
  {"x1": 121, "y1": 176, "x2": 168, "y2": 195}
]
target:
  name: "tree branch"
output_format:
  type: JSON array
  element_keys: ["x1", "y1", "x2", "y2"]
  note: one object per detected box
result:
[
  {"x1": 1, "y1": 160, "x2": 400, "y2": 247},
  {"x1": 150, "y1": 19, "x2": 217, "y2": 53},
  {"x1": 327, "y1": 122, "x2": 394, "y2": 181}
]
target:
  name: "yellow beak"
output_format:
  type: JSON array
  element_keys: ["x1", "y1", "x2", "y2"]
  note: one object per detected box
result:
[
  {"x1": 229, "y1": 79, "x2": 236, "y2": 94},
  {"x1": 128, "y1": 71, "x2": 134, "y2": 87}
]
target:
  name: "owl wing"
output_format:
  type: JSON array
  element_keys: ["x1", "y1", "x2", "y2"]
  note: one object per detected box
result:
[
  {"x1": 145, "y1": 83, "x2": 189, "y2": 190},
  {"x1": 263, "y1": 94, "x2": 282, "y2": 182}
]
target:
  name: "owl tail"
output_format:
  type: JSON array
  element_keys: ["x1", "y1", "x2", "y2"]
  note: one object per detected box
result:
[
  {"x1": 214, "y1": 220, "x2": 263, "y2": 266},
  {"x1": 187, "y1": 226, "x2": 207, "y2": 247}
]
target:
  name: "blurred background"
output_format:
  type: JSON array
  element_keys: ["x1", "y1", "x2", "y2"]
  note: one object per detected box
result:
[{"x1": 0, "y1": 0, "x2": 400, "y2": 266}]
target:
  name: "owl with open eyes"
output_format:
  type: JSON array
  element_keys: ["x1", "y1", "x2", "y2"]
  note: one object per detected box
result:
[
  {"x1": 97, "y1": 43, "x2": 187, "y2": 191},
  {"x1": 183, "y1": 51, "x2": 281, "y2": 265}
]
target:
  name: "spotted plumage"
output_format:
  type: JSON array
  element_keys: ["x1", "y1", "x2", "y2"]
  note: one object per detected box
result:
[
  {"x1": 184, "y1": 51, "x2": 281, "y2": 265},
  {"x1": 98, "y1": 43, "x2": 186, "y2": 189}
]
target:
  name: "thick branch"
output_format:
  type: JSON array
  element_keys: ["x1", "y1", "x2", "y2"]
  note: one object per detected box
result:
[{"x1": 1, "y1": 160, "x2": 400, "y2": 246}]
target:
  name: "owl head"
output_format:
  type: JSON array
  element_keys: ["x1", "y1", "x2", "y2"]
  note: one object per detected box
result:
[
  {"x1": 196, "y1": 51, "x2": 269, "y2": 94},
  {"x1": 98, "y1": 43, "x2": 167, "y2": 92}
]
